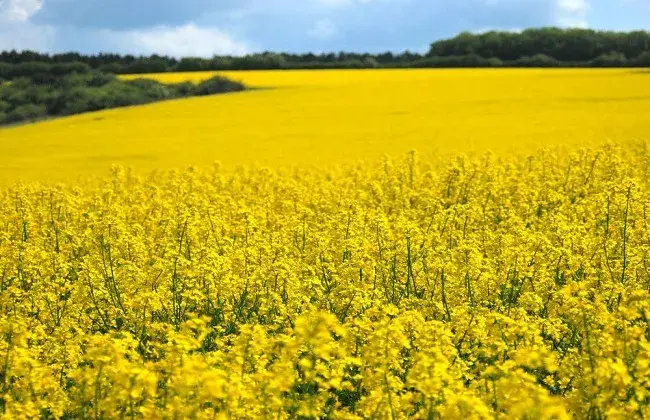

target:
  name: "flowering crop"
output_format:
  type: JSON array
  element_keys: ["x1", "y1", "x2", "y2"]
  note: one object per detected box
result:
[
  {"x1": 2, "y1": 141, "x2": 650, "y2": 418},
  {"x1": 2, "y1": 69, "x2": 650, "y2": 183}
]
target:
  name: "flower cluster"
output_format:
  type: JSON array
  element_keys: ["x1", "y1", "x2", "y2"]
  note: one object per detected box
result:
[{"x1": 2, "y1": 143, "x2": 650, "y2": 418}]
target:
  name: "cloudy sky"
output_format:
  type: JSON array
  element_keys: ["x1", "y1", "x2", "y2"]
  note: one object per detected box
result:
[{"x1": 0, "y1": 0, "x2": 648, "y2": 56}]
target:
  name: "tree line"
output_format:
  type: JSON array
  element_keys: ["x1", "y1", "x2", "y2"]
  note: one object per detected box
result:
[
  {"x1": 0, "y1": 27, "x2": 648, "y2": 79},
  {"x1": 0, "y1": 72, "x2": 245, "y2": 126}
]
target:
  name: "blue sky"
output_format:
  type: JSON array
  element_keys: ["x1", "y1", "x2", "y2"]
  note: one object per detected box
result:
[{"x1": 0, "y1": 0, "x2": 648, "y2": 56}]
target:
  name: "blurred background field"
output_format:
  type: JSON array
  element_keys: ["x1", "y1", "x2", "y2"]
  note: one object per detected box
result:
[{"x1": 1, "y1": 68, "x2": 649, "y2": 183}]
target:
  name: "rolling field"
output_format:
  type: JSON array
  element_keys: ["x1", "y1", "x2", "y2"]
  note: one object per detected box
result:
[
  {"x1": 2, "y1": 69, "x2": 650, "y2": 418},
  {"x1": 1, "y1": 69, "x2": 649, "y2": 183}
]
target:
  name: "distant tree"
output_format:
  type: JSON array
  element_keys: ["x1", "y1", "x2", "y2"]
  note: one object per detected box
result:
[
  {"x1": 361, "y1": 57, "x2": 380, "y2": 68},
  {"x1": 0, "y1": 27, "x2": 649, "y2": 75},
  {"x1": 483, "y1": 57, "x2": 504, "y2": 67},
  {"x1": 171, "y1": 81, "x2": 196, "y2": 97},
  {"x1": 209, "y1": 56, "x2": 233, "y2": 70},
  {"x1": 620, "y1": 31, "x2": 650, "y2": 59},
  {"x1": 7, "y1": 103, "x2": 47, "y2": 123},
  {"x1": 86, "y1": 72, "x2": 117, "y2": 87},
  {"x1": 514, "y1": 54, "x2": 561, "y2": 67},
  {"x1": 98, "y1": 63, "x2": 125, "y2": 74},
  {"x1": 0, "y1": 72, "x2": 248, "y2": 126},
  {"x1": 633, "y1": 51, "x2": 650, "y2": 67},
  {"x1": 9, "y1": 62, "x2": 50, "y2": 78},
  {"x1": 125, "y1": 58, "x2": 169, "y2": 74},
  {"x1": 375, "y1": 52, "x2": 395, "y2": 64},
  {"x1": 50, "y1": 61, "x2": 91, "y2": 76},
  {"x1": 125, "y1": 78, "x2": 175, "y2": 100},
  {"x1": 429, "y1": 27, "x2": 650, "y2": 64},
  {"x1": 0, "y1": 63, "x2": 10, "y2": 80},
  {"x1": 193, "y1": 76, "x2": 245, "y2": 96},
  {"x1": 591, "y1": 52, "x2": 628, "y2": 67},
  {"x1": 176, "y1": 57, "x2": 208, "y2": 72}
]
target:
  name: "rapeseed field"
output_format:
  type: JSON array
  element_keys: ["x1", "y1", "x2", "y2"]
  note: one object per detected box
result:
[
  {"x1": 1, "y1": 69, "x2": 649, "y2": 183},
  {"x1": 2, "y1": 142, "x2": 650, "y2": 418},
  {"x1": 2, "y1": 69, "x2": 650, "y2": 418}
]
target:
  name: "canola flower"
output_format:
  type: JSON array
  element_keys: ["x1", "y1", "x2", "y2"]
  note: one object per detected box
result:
[
  {"x1": 2, "y1": 68, "x2": 650, "y2": 183},
  {"x1": 2, "y1": 142, "x2": 650, "y2": 418}
]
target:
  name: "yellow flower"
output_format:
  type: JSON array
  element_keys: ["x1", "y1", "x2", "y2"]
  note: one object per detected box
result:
[{"x1": 1, "y1": 143, "x2": 650, "y2": 417}]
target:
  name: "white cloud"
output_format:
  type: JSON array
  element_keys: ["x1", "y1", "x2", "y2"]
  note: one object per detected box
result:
[
  {"x1": 557, "y1": 0, "x2": 588, "y2": 13},
  {"x1": 115, "y1": 23, "x2": 250, "y2": 57},
  {"x1": 308, "y1": 19, "x2": 339, "y2": 39},
  {"x1": 0, "y1": 0, "x2": 44, "y2": 22},
  {"x1": 470, "y1": 27, "x2": 523, "y2": 34},
  {"x1": 556, "y1": 17, "x2": 588, "y2": 28},
  {"x1": 0, "y1": 20, "x2": 252, "y2": 56},
  {"x1": 0, "y1": 0, "x2": 52, "y2": 52},
  {"x1": 555, "y1": 0, "x2": 589, "y2": 28}
]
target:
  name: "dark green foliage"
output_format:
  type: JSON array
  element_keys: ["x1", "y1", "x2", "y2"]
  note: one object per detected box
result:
[
  {"x1": 0, "y1": 64, "x2": 8, "y2": 81},
  {"x1": 410, "y1": 54, "x2": 504, "y2": 68},
  {"x1": 193, "y1": 76, "x2": 246, "y2": 96},
  {"x1": 0, "y1": 73, "x2": 246, "y2": 126},
  {"x1": 98, "y1": 63, "x2": 125, "y2": 74},
  {"x1": 591, "y1": 52, "x2": 628, "y2": 67},
  {"x1": 124, "y1": 78, "x2": 176, "y2": 100},
  {"x1": 173, "y1": 82, "x2": 196, "y2": 97},
  {"x1": 0, "y1": 27, "x2": 648, "y2": 74},
  {"x1": 176, "y1": 57, "x2": 209, "y2": 72},
  {"x1": 512, "y1": 54, "x2": 561, "y2": 67},
  {"x1": 7, "y1": 103, "x2": 47, "y2": 124},
  {"x1": 428, "y1": 28, "x2": 650, "y2": 62},
  {"x1": 0, "y1": 61, "x2": 91, "y2": 82},
  {"x1": 125, "y1": 57, "x2": 170, "y2": 74},
  {"x1": 633, "y1": 52, "x2": 650, "y2": 67},
  {"x1": 86, "y1": 72, "x2": 116, "y2": 87}
]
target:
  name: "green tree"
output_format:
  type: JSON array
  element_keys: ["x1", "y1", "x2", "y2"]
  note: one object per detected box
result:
[
  {"x1": 193, "y1": 76, "x2": 245, "y2": 96},
  {"x1": 633, "y1": 51, "x2": 650, "y2": 67},
  {"x1": 591, "y1": 52, "x2": 627, "y2": 67},
  {"x1": 7, "y1": 103, "x2": 47, "y2": 123}
]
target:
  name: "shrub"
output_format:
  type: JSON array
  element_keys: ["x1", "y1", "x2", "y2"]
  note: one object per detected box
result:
[
  {"x1": 87, "y1": 72, "x2": 117, "y2": 87},
  {"x1": 4, "y1": 89, "x2": 30, "y2": 107},
  {"x1": 361, "y1": 57, "x2": 380, "y2": 68},
  {"x1": 632, "y1": 51, "x2": 650, "y2": 67},
  {"x1": 7, "y1": 103, "x2": 47, "y2": 123},
  {"x1": 486, "y1": 57, "x2": 504, "y2": 67},
  {"x1": 49, "y1": 61, "x2": 91, "y2": 76},
  {"x1": 591, "y1": 52, "x2": 628, "y2": 67},
  {"x1": 193, "y1": 76, "x2": 246, "y2": 96},
  {"x1": 0, "y1": 63, "x2": 10, "y2": 80},
  {"x1": 412, "y1": 54, "x2": 500, "y2": 68},
  {"x1": 125, "y1": 58, "x2": 169, "y2": 74},
  {"x1": 126, "y1": 78, "x2": 175, "y2": 100},
  {"x1": 9, "y1": 62, "x2": 50, "y2": 79},
  {"x1": 172, "y1": 81, "x2": 197, "y2": 97},
  {"x1": 98, "y1": 63, "x2": 125, "y2": 74},
  {"x1": 513, "y1": 54, "x2": 561, "y2": 67},
  {"x1": 0, "y1": 73, "x2": 247, "y2": 126},
  {"x1": 176, "y1": 57, "x2": 208, "y2": 72}
]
